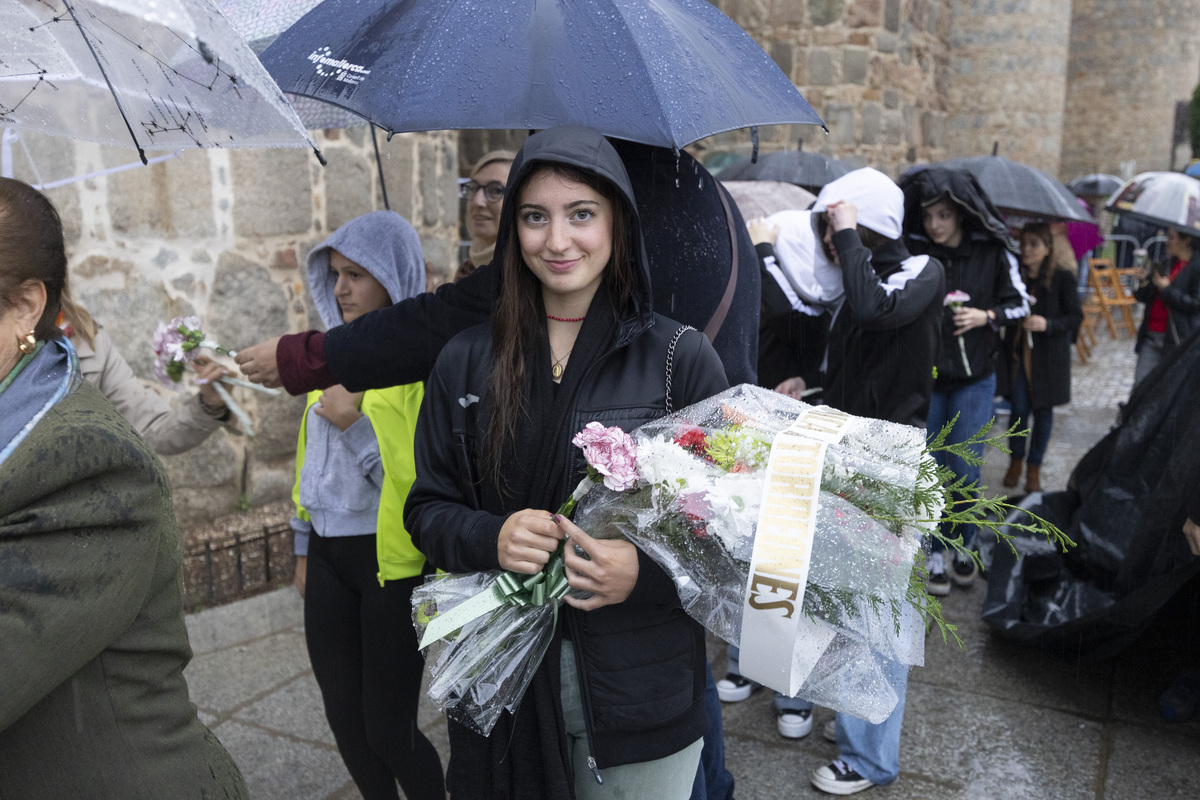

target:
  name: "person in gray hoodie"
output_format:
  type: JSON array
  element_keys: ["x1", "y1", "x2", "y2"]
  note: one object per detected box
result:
[{"x1": 290, "y1": 211, "x2": 445, "y2": 800}]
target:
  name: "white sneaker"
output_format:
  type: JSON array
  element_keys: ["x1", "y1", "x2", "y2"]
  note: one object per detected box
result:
[
  {"x1": 823, "y1": 719, "x2": 837, "y2": 743},
  {"x1": 926, "y1": 551, "x2": 950, "y2": 597},
  {"x1": 776, "y1": 707, "x2": 813, "y2": 738},
  {"x1": 716, "y1": 672, "x2": 757, "y2": 703}
]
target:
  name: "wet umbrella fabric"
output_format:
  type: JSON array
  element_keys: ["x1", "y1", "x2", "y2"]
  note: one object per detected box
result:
[
  {"x1": 1105, "y1": 171, "x2": 1200, "y2": 237},
  {"x1": 904, "y1": 156, "x2": 1092, "y2": 223},
  {"x1": 716, "y1": 149, "x2": 850, "y2": 192},
  {"x1": 0, "y1": 0, "x2": 317, "y2": 161},
  {"x1": 258, "y1": 0, "x2": 824, "y2": 149},
  {"x1": 219, "y1": 0, "x2": 361, "y2": 130},
  {"x1": 1068, "y1": 173, "x2": 1123, "y2": 198},
  {"x1": 982, "y1": 324, "x2": 1200, "y2": 659},
  {"x1": 720, "y1": 179, "x2": 815, "y2": 220}
]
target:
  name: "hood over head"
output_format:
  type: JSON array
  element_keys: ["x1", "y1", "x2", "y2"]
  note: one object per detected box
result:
[
  {"x1": 306, "y1": 211, "x2": 425, "y2": 330},
  {"x1": 764, "y1": 209, "x2": 843, "y2": 308},
  {"x1": 899, "y1": 165, "x2": 1018, "y2": 252},
  {"x1": 812, "y1": 168, "x2": 905, "y2": 240},
  {"x1": 493, "y1": 126, "x2": 653, "y2": 341}
]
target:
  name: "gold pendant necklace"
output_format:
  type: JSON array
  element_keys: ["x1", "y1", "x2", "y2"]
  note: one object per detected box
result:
[{"x1": 550, "y1": 346, "x2": 572, "y2": 381}]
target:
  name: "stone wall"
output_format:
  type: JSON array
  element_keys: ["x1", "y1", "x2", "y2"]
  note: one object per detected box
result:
[
  {"x1": 1062, "y1": 0, "x2": 1200, "y2": 179},
  {"x1": 9, "y1": 128, "x2": 459, "y2": 526},
  {"x1": 704, "y1": 0, "x2": 953, "y2": 181},
  {"x1": 943, "y1": 0, "x2": 1073, "y2": 175}
]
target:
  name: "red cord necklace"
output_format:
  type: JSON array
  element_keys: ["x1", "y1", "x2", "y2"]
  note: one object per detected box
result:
[{"x1": 546, "y1": 313, "x2": 586, "y2": 323}]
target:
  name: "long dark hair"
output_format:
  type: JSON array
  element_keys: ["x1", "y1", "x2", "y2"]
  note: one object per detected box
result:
[
  {"x1": 1020, "y1": 222, "x2": 1057, "y2": 291},
  {"x1": 483, "y1": 162, "x2": 635, "y2": 492},
  {"x1": 0, "y1": 178, "x2": 67, "y2": 342}
]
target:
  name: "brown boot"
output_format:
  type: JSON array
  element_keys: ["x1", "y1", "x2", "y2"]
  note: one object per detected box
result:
[
  {"x1": 1025, "y1": 464, "x2": 1042, "y2": 493},
  {"x1": 1003, "y1": 457, "x2": 1023, "y2": 488}
]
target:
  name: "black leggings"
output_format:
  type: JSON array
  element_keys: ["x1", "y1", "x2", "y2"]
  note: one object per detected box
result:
[{"x1": 305, "y1": 533, "x2": 445, "y2": 800}]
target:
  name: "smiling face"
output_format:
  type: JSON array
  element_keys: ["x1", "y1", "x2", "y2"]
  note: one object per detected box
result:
[
  {"x1": 465, "y1": 160, "x2": 512, "y2": 246},
  {"x1": 516, "y1": 168, "x2": 614, "y2": 312},
  {"x1": 922, "y1": 199, "x2": 964, "y2": 248},
  {"x1": 329, "y1": 250, "x2": 391, "y2": 323}
]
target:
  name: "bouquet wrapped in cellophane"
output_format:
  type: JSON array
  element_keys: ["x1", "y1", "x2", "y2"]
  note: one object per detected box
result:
[{"x1": 414, "y1": 384, "x2": 1068, "y2": 733}]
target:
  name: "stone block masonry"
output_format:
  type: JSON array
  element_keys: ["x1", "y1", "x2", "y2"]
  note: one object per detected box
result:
[{"x1": 9, "y1": 129, "x2": 459, "y2": 527}]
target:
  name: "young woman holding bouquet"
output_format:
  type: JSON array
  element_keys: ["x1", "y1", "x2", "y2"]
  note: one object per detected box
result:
[
  {"x1": 999, "y1": 223, "x2": 1082, "y2": 493},
  {"x1": 290, "y1": 211, "x2": 445, "y2": 800},
  {"x1": 404, "y1": 126, "x2": 728, "y2": 799},
  {"x1": 900, "y1": 167, "x2": 1030, "y2": 595}
]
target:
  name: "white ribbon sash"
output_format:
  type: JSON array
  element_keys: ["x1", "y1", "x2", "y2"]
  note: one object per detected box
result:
[{"x1": 738, "y1": 405, "x2": 852, "y2": 696}]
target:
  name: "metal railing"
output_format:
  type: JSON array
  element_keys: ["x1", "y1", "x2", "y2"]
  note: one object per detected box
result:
[{"x1": 182, "y1": 522, "x2": 296, "y2": 612}]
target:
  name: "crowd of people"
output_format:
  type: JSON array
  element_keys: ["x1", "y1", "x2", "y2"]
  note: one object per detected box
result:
[{"x1": 4, "y1": 122, "x2": 1200, "y2": 799}]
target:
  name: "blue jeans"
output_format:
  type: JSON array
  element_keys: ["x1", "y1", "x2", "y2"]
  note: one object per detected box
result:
[
  {"x1": 835, "y1": 659, "x2": 909, "y2": 786},
  {"x1": 1008, "y1": 369, "x2": 1053, "y2": 466},
  {"x1": 926, "y1": 373, "x2": 997, "y2": 553},
  {"x1": 689, "y1": 659, "x2": 736, "y2": 800}
]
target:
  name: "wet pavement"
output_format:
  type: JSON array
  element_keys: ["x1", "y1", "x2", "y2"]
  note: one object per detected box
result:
[{"x1": 184, "y1": 331, "x2": 1200, "y2": 799}]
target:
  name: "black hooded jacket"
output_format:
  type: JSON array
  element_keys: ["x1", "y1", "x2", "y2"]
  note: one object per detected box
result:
[
  {"x1": 901, "y1": 167, "x2": 1030, "y2": 390},
  {"x1": 822, "y1": 231, "x2": 946, "y2": 426},
  {"x1": 403, "y1": 127, "x2": 727, "y2": 797}
]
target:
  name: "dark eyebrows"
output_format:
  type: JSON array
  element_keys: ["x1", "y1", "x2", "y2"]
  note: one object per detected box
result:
[{"x1": 516, "y1": 199, "x2": 600, "y2": 214}]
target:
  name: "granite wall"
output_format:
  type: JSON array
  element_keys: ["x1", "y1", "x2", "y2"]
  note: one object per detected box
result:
[
  {"x1": 1061, "y1": 0, "x2": 1200, "y2": 178},
  {"x1": 8, "y1": 128, "x2": 459, "y2": 526}
]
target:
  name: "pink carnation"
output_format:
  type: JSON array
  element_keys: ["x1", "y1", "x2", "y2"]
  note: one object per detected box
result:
[
  {"x1": 943, "y1": 290, "x2": 971, "y2": 307},
  {"x1": 572, "y1": 422, "x2": 639, "y2": 492}
]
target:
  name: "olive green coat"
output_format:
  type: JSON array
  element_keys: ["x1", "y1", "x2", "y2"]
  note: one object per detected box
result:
[{"x1": 0, "y1": 381, "x2": 247, "y2": 799}]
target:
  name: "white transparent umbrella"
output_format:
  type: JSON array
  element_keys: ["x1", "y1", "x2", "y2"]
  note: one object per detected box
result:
[{"x1": 0, "y1": 0, "x2": 321, "y2": 162}]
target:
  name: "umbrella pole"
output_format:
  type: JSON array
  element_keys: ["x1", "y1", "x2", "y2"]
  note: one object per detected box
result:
[
  {"x1": 61, "y1": 0, "x2": 147, "y2": 165},
  {"x1": 371, "y1": 124, "x2": 389, "y2": 211}
]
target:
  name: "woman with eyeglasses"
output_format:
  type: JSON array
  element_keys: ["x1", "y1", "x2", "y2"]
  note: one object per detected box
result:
[{"x1": 455, "y1": 150, "x2": 516, "y2": 281}]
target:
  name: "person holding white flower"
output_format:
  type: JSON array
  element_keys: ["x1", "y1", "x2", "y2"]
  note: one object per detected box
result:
[
  {"x1": 404, "y1": 127, "x2": 728, "y2": 799},
  {"x1": 900, "y1": 167, "x2": 1029, "y2": 595}
]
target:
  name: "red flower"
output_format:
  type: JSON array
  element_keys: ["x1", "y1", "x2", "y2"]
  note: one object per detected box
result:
[{"x1": 674, "y1": 426, "x2": 707, "y2": 456}]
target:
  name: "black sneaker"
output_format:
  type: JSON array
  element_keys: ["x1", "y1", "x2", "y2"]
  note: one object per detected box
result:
[
  {"x1": 811, "y1": 758, "x2": 875, "y2": 795},
  {"x1": 925, "y1": 552, "x2": 950, "y2": 597},
  {"x1": 951, "y1": 552, "x2": 978, "y2": 588},
  {"x1": 776, "y1": 707, "x2": 813, "y2": 738},
  {"x1": 716, "y1": 672, "x2": 758, "y2": 702}
]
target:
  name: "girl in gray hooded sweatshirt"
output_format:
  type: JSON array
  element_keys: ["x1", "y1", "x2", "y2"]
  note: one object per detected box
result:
[{"x1": 289, "y1": 211, "x2": 445, "y2": 800}]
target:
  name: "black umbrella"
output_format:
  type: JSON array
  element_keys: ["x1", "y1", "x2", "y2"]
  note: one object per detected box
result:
[
  {"x1": 903, "y1": 156, "x2": 1093, "y2": 223},
  {"x1": 1067, "y1": 173, "x2": 1123, "y2": 199},
  {"x1": 716, "y1": 148, "x2": 851, "y2": 193}
]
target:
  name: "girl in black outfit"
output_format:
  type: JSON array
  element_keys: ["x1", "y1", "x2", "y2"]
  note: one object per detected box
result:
[
  {"x1": 1000, "y1": 223, "x2": 1083, "y2": 492},
  {"x1": 404, "y1": 127, "x2": 728, "y2": 799}
]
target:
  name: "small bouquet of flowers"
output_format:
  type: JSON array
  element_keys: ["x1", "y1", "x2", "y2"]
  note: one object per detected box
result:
[
  {"x1": 414, "y1": 385, "x2": 1067, "y2": 732},
  {"x1": 152, "y1": 316, "x2": 280, "y2": 434},
  {"x1": 944, "y1": 290, "x2": 973, "y2": 376}
]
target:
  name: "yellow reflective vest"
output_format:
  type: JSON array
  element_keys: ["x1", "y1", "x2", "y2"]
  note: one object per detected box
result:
[{"x1": 292, "y1": 383, "x2": 426, "y2": 584}]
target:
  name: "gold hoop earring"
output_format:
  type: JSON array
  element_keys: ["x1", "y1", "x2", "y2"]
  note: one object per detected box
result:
[{"x1": 17, "y1": 331, "x2": 37, "y2": 355}]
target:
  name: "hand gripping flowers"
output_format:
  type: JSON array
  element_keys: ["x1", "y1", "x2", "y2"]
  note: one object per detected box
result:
[
  {"x1": 414, "y1": 385, "x2": 1068, "y2": 731},
  {"x1": 152, "y1": 316, "x2": 279, "y2": 434}
]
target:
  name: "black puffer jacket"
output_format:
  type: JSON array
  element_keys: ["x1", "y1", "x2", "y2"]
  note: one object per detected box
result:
[
  {"x1": 1134, "y1": 249, "x2": 1200, "y2": 353},
  {"x1": 404, "y1": 127, "x2": 728, "y2": 795}
]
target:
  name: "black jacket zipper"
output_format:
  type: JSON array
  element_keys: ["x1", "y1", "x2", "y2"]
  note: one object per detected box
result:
[{"x1": 566, "y1": 611, "x2": 603, "y2": 785}]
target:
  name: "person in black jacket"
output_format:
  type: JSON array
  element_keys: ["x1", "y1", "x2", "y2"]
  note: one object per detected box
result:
[
  {"x1": 901, "y1": 168, "x2": 1029, "y2": 595},
  {"x1": 999, "y1": 223, "x2": 1083, "y2": 492},
  {"x1": 1132, "y1": 228, "x2": 1200, "y2": 387},
  {"x1": 403, "y1": 127, "x2": 728, "y2": 799}
]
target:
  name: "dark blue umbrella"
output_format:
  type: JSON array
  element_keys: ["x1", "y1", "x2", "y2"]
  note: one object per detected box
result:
[
  {"x1": 259, "y1": 0, "x2": 824, "y2": 149},
  {"x1": 903, "y1": 156, "x2": 1093, "y2": 223}
]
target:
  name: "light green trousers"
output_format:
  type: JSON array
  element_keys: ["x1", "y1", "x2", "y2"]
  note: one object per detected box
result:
[{"x1": 560, "y1": 641, "x2": 704, "y2": 800}]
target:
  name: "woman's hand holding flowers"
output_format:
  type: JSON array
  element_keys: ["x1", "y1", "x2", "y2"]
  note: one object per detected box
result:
[
  {"x1": 193, "y1": 356, "x2": 231, "y2": 415},
  {"x1": 952, "y1": 305, "x2": 990, "y2": 335},
  {"x1": 559, "y1": 517, "x2": 639, "y2": 610},
  {"x1": 498, "y1": 509, "x2": 565, "y2": 574},
  {"x1": 1023, "y1": 314, "x2": 1048, "y2": 333}
]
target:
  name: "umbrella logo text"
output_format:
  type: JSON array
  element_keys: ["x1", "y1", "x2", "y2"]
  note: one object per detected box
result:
[{"x1": 307, "y1": 47, "x2": 370, "y2": 86}]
